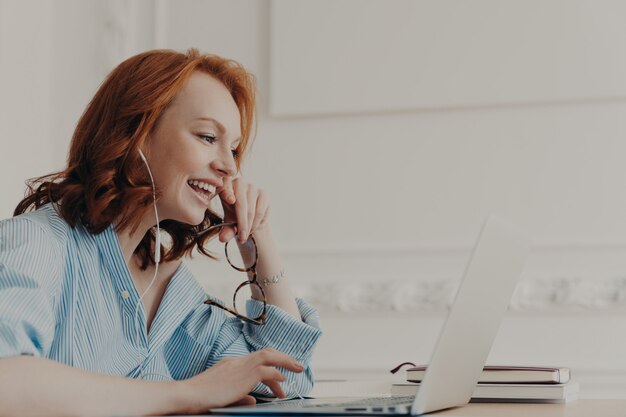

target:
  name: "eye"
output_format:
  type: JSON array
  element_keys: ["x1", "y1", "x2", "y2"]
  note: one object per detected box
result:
[
  {"x1": 198, "y1": 134, "x2": 217, "y2": 144},
  {"x1": 231, "y1": 148, "x2": 240, "y2": 159}
]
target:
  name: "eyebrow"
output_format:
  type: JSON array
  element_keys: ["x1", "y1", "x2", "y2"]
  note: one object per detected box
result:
[
  {"x1": 195, "y1": 117, "x2": 242, "y2": 146},
  {"x1": 195, "y1": 116, "x2": 226, "y2": 134}
]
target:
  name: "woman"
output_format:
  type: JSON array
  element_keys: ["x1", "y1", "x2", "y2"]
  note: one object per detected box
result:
[{"x1": 0, "y1": 49, "x2": 321, "y2": 416}]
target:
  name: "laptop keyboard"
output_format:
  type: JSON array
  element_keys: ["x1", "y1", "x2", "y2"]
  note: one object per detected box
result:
[
  {"x1": 312, "y1": 396, "x2": 414, "y2": 408},
  {"x1": 262, "y1": 395, "x2": 414, "y2": 409}
]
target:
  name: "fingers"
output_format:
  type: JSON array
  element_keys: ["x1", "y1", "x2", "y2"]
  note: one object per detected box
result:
[
  {"x1": 252, "y1": 348, "x2": 305, "y2": 373},
  {"x1": 263, "y1": 379, "x2": 287, "y2": 399},
  {"x1": 219, "y1": 176, "x2": 236, "y2": 205},
  {"x1": 256, "y1": 361, "x2": 288, "y2": 399},
  {"x1": 229, "y1": 395, "x2": 256, "y2": 407},
  {"x1": 246, "y1": 185, "x2": 257, "y2": 239},
  {"x1": 219, "y1": 224, "x2": 237, "y2": 243},
  {"x1": 249, "y1": 348, "x2": 305, "y2": 399},
  {"x1": 233, "y1": 181, "x2": 249, "y2": 243},
  {"x1": 218, "y1": 176, "x2": 237, "y2": 243},
  {"x1": 218, "y1": 177, "x2": 270, "y2": 243},
  {"x1": 204, "y1": 350, "x2": 304, "y2": 405},
  {"x1": 193, "y1": 352, "x2": 304, "y2": 411},
  {"x1": 249, "y1": 188, "x2": 269, "y2": 236}
]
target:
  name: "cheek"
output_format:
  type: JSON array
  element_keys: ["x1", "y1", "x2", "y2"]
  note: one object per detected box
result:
[
  {"x1": 172, "y1": 135, "x2": 205, "y2": 164},
  {"x1": 152, "y1": 136, "x2": 192, "y2": 176},
  {"x1": 160, "y1": 147, "x2": 206, "y2": 194}
]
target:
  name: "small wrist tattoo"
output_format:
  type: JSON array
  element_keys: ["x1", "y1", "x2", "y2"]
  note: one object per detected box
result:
[{"x1": 262, "y1": 268, "x2": 285, "y2": 286}]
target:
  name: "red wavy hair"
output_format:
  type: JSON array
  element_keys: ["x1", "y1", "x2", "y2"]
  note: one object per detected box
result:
[{"x1": 14, "y1": 48, "x2": 256, "y2": 268}]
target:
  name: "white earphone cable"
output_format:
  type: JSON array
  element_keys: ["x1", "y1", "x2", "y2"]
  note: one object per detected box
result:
[{"x1": 135, "y1": 150, "x2": 171, "y2": 381}]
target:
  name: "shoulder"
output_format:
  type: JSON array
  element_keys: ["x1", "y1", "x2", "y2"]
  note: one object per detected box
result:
[
  {"x1": 0, "y1": 204, "x2": 70, "y2": 296},
  {"x1": 1, "y1": 203, "x2": 70, "y2": 253}
]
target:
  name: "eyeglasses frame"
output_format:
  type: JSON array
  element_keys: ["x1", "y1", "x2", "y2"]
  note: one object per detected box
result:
[{"x1": 200, "y1": 222, "x2": 267, "y2": 325}]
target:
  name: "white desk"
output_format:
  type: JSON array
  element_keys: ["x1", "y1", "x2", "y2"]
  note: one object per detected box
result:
[{"x1": 432, "y1": 400, "x2": 626, "y2": 417}]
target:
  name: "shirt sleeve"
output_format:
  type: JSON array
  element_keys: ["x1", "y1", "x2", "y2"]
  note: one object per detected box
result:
[
  {"x1": 0, "y1": 216, "x2": 63, "y2": 359},
  {"x1": 205, "y1": 297, "x2": 322, "y2": 398}
]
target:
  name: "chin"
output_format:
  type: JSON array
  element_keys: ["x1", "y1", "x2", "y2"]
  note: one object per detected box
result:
[
  {"x1": 171, "y1": 206, "x2": 207, "y2": 226},
  {"x1": 187, "y1": 212, "x2": 207, "y2": 226}
]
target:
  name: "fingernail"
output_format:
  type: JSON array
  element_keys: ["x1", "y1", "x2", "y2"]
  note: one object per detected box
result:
[{"x1": 294, "y1": 362, "x2": 305, "y2": 371}]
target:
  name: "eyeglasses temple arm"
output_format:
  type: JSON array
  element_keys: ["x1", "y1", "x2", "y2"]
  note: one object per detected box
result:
[{"x1": 196, "y1": 221, "x2": 238, "y2": 237}]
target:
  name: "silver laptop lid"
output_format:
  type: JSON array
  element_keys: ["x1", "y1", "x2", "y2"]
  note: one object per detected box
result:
[{"x1": 412, "y1": 214, "x2": 530, "y2": 415}]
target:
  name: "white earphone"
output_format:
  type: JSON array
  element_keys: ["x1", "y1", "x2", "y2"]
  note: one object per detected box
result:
[
  {"x1": 138, "y1": 149, "x2": 161, "y2": 264},
  {"x1": 135, "y1": 149, "x2": 167, "y2": 380}
]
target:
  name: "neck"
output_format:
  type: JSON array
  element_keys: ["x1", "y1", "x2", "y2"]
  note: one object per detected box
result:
[{"x1": 115, "y1": 214, "x2": 158, "y2": 267}]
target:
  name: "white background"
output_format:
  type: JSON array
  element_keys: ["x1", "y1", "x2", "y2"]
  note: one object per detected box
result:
[{"x1": 2, "y1": 0, "x2": 626, "y2": 397}]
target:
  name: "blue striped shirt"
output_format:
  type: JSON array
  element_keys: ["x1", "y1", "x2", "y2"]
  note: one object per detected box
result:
[{"x1": 0, "y1": 203, "x2": 321, "y2": 396}]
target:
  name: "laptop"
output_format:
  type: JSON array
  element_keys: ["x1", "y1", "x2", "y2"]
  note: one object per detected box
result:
[{"x1": 212, "y1": 214, "x2": 531, "y2": 415}]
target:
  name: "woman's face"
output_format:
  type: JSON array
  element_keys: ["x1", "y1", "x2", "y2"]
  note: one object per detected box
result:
[{"x1": 145, "y1": 71, "x2": 241, "y2": 225}]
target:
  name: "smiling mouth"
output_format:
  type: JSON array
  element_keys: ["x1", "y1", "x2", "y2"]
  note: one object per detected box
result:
[{"x1": 187, "y1": 180, "x2": 216, "y2": 204}]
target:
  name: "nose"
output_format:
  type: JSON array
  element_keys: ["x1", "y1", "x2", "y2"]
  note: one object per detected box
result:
[{"x1": 211, "y1": 149, "x2": 238, "y2": 178}]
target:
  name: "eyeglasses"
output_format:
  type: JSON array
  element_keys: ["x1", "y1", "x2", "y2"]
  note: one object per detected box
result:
[{"x1": 199, "y1": 221, "x2": 267, "y2": 325}]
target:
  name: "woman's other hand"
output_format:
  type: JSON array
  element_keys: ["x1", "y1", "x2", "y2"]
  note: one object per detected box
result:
[
  {"x1": 218, "y1": 177, "x2": 270, "y2": 243},
  {"x1": 176, "y1": 348, "x2": 305, "y2": 413}
]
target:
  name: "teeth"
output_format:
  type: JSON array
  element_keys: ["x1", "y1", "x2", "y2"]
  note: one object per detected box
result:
[{"x1": 188, "y1": 180, "x2": 216, "y2": 194}]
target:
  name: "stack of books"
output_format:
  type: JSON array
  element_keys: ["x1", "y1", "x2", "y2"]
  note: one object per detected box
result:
[{"x1": 390, "y1": 365, "x2": 579, "y2": 403}]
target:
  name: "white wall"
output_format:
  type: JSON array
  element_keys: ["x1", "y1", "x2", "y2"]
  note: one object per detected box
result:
[
  {"x1": 270, "y1": 0, "x2": 626, "y2": 116},
  {"x1": 2, "y1": 0, "x2": 626, "y2": 397},
  {"x1": 0, "y1": 0, "x2": 55, "y2": 215}
]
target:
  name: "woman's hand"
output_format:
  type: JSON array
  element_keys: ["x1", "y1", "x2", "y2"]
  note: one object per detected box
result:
[
  {"x1": 218, "y1": 177, "x2": 270, "y2": 244},
  {"x1": 176, "y1": 348, "x2": 305, "y2": 414}
]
